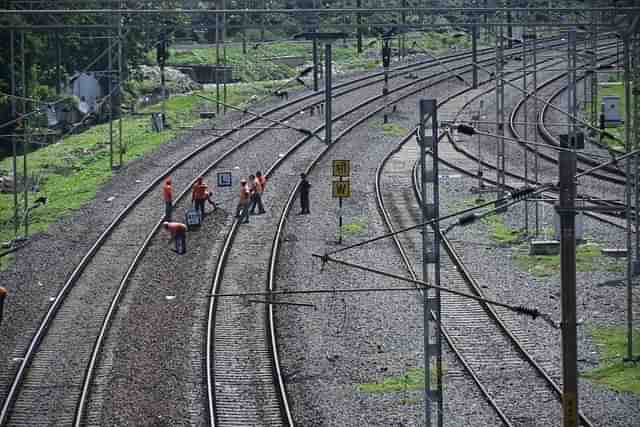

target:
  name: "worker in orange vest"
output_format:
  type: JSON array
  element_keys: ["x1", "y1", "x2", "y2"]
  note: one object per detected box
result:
[
  {"x1": 192, "y1": 176, "x2": 209, "y2": 218},
  {"x1": 235, "y1": 179, "x2": 251, "y2": 224},
  {"x1": 163, "y1": 178, "x2": 173, "y2": 221},
  {"x1": 164, "y1": 221, "x2": 187, "y2": 254},
  {"x1": 250, "y1": 171, "x2": 266, "y2": 215},
  {"x1": 0, "y1": 287, "x2": 7, "y2": 326}
]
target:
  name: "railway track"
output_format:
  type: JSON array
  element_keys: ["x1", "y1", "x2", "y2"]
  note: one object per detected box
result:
[
  {"x1": 374, "y1": 125, "x2": 594, "y2": 425},
  {"x1": 206, "y1": 47, "x2": 531, "y2": 426},
  {"x1": 446, "y1": 45, "x2": 630, "y2": 228},
  {"x1": 0, "y1": 36, "x2": 587, "y2": 426},
  {"x1": 258, "y1": 40, "x2": 593, "y2": 425},
  {"x1": 3, "y1": 42, "x2": 494, "y2": 426}
]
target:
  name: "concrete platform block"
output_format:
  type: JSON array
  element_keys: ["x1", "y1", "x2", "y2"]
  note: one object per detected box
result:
[{"x1": 530, "y1": 240, "x2": 560, "y2": 256}]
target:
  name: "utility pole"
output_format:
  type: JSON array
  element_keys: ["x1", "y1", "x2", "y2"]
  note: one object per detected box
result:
[
  {"x1": 496, "y1": 23, "x2": 506, "y2": 200},
  {"x1": 356, "y1": 0, "x2": 362, "y2": 54},
  {"x1": 215, "y1": 6, "x2": 221, "y2": 115},
  {"x1": 21, "y1": 31, "x2": 28, "y2": 238},
  {"x1": 118, "y1": 2, "x2": 124, "y2": 167},
  {"x1": 532, "y1": 26, "x2": 540, "y2": 236},
  {"x1": 590, "y1": 0, "x2": 599, "y2": 128},
  {"x1": 623, "y1": 33, "x2": 637, "y2": 363},
  {"x1": 109, "y1": 28, "x2": 114, "y2": 169},
  {"x1": 559, "y1": 28, "x2": 578, "y2": 427},
  {"x1": 223, "y1": 0, "x2": 227, "y2": 114},
  {"x1": 325, "y1": 42, "x2": 332, "y2": 145},
  {"x1": 242, "y1": 1, "x2": 247, "y2": 54},
  {"x1": 382, "y1": 36, "x2": 391, "y2": 123},
  {"x1": 157, "y1": 29, "x2": 169, "y2": 129},
  {"x1": 632, "y1": 32, "x2": 640, "y2": 363},
  {"x1": 301, "y1": 32, "x2": 347, "y2": 143},
  {"x1": 506, "y1": 0, "x2": 513, "y2": 49},
  {"x1": 472, "y1": 22, "x2": 478, "y2": 89},
  {"x1": 10, "y1": 30, "x2": 18, "y2": 237},
  {"x1": 522, "y1": 21, "x2": 528, "y2": 234},
  {"x1": 418, "y1": 99, "x2": 443, "y2": 427}
]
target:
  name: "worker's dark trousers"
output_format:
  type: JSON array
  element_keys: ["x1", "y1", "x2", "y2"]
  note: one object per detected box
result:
[
  {"x1": 300, "y1": 193, "x2": 310, "y2": 214},
  {"x1": 195, "y1": 199, "x2": 205, "y2": 217},
  {"x1": 165, "y1": 201, "x2": 172, "y2": 221},
  {"x1": 236, "y1": 202, "x2": 250, "y2": 223},
  {"x1": 175, "y1": 232, "x2": 186, "y2": 254},
  {"x1": 250, "y1": 193, "x2": 265, "y2": 214}
]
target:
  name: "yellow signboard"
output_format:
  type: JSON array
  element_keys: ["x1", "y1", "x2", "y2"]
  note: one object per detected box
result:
[
  {"x1": 332, "y1": 160, "x2": 351, "y2": 177},
  {"x1": 332, "y1": 180, "x2": 351, "y2": 198}
]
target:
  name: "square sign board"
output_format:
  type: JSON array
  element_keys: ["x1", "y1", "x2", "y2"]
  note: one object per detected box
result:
[
  {"x1": 332, "y1": 180, "x2": 351, "y2": 198},
  {"x1": 332, "y1": 159, "x2": 351, "y2": 177},
  {"x1": 217, "y1": 172, "x2": 233, "y2": 187}
]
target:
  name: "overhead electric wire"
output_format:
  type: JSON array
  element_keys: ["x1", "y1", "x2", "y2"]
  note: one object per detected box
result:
[{"x1": 323, "y1": 181, "x2": 550, "y2": 257}]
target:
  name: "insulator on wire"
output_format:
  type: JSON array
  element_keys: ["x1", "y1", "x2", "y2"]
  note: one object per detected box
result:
[
  {"x1": 510, "y1": 186, "x2": 535, "y2": 200},
  {"x1": 516, "y1": 305, "x2": 540, "y2": 319},
  {"x1": 457, "y1": 213, "x2": 478, "y2": 226},
  {"x1": 457, "y1": 124, "x2": 476, "y2": 135}
]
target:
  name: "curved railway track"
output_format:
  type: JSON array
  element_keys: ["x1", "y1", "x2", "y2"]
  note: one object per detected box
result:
[
  {"x1": 373, "y1": 125, "x2": 594, "y2": 425},
  {"x1": 262, "y1": 40, "x2": 598, "y2": 425},
  {"x1": 0, "y1": 36, "x2": 594, "y2": 427},
  {"x1": 206, "y1": 48, "x2": 526, "y2": 426},
  {"x1": 446, "y1": 46, "x2": 629, "y2": 228}
]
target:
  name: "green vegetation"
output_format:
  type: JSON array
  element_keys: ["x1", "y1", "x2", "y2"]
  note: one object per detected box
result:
[
  {"x1": 164, "y1": 31, "x2": 473, "y2": 83},
  {"x1": 482, "y1": 213, "x2": 526, "y2": 245},
  {"x1": 340, "y1": 217, "x2": 368, "y2": 237},
  {"x1": 514, "y1": 243, "x2": 602, "y2": 278},
  {"x1": 358, "y1": 367, "x2": 445, "y2": 395},
  {"x1": 0, "y1": 84, "x2": 274, "y2": 263},
  {"x1": 382, "y1": 123, "x2": 409, "y2": 137},
  {"x1": 582, "y1": 327, "x2": 640, "y2": 395}
]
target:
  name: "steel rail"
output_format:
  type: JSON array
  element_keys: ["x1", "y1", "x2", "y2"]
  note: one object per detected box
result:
[
  {"x1": 1, "y1": 35, "x2": 574, "y2": 425},
  {"x1": 4, "y1": 32, "x2": 566, "y2": 425},
  {"x1": 411, "y1": 160, "x2": 595, "y2": 427},
  {"x1": 374, "y1": 131, "x2": 514, "y2": 426},
  {"x1": 441, "y1": 131, "x2": 628, "y2": 231},
  {"x1": 77, "y1": 39, "x2": 529, "y2": 427},
  {"x1": 445, "y1": 45, "x2": 630, "y2": 218},
  {"x1": 260, "y1": 41, "x2": 563, "y2": 427},
  {"x1": 2, "y1": 37, "x2": 518, "y2": 425},
  {"x1": 206, "y1": 52, "x2": 501, "y2": 427},
  {"x1": 536, "y1": 83, "x2": 627, "y2": 184}
]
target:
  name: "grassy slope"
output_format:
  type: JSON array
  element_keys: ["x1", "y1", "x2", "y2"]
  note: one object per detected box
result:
[
  {"x1": 0, "y1": 83, "x2": 279, "y2": 250},
  {"x1": 582, "y1": 327, "x2": 640, "y2": 395}
]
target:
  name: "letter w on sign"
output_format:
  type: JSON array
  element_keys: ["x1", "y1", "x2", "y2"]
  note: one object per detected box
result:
[{"x1": 332, "y1": 180, "x2": 351, "y2": 198}]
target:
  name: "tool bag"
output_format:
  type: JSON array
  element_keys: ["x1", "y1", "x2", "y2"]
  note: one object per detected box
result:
[{"x1": 185, "y1": 207, "x2": 201, "y2": 230}]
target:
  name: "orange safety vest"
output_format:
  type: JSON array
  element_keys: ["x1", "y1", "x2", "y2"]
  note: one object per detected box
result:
[
  {"x1": 239, "y1": 184, "x2": 250, "y2": 203},
  {"x1": 258, "y1": 176, "x2": 267, "y2": 191},
  {"x1": 163, "y1": 183, "x2": 173, "y2": 202},
  {"x1": 254, "y1": 177, "x2": 263, "y2": 194},
  {"x1": 192, "y1": 182, "x2": 208, "y2": 201}
]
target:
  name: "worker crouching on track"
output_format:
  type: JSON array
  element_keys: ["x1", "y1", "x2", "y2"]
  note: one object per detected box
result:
[
  {"x1": 164, "y1": 221, "x2": 187, "y2": 254},
  {"x1": 163, "y1": 178, "x2": 173, "y2": 221},
  {"x1": 192, "y1": 176, "x2": 209, "y2": 218}
]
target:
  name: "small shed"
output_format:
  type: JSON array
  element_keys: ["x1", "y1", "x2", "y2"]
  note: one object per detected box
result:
[
  {"x1": 69, "y1": 72, "x2": 102, "y2": 113},
  {"x1": 602, "y1": 96, "x2": 622, "y2": 126}
]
